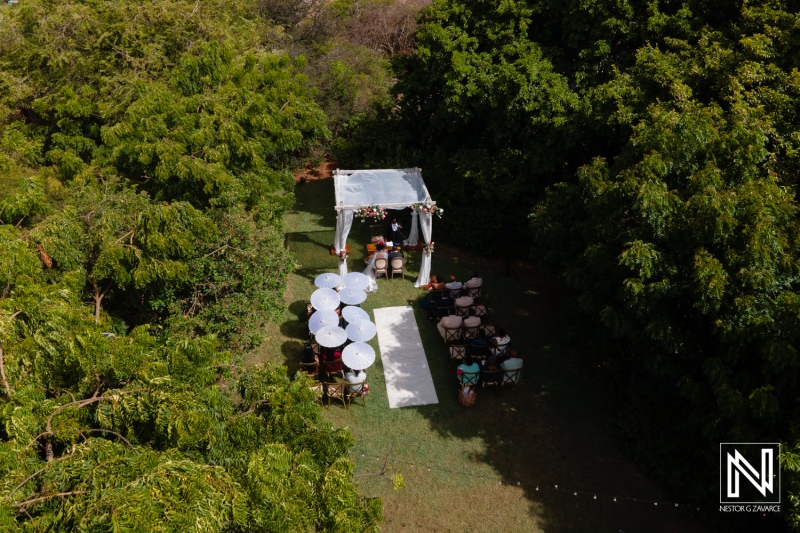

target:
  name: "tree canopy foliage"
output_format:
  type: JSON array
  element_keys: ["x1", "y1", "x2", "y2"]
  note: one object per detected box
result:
[
  {"x1": 0, "y1": 0, "x2": 382, "y2": 530},
  {"x1": 341, "y1": 0, "x2": 800, "y2": 527}
]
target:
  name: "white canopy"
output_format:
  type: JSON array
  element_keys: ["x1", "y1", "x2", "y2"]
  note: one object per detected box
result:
[{"x1": 333, "y1": 168, "x2": 435, "y2": 289}]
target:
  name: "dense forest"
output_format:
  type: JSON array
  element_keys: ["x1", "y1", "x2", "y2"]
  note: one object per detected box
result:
[
  {"x1": 0, "y1": 0, "x2": 399, "y2": 529},
  {"x1": 340, "y1": 0, "x2": 800, "y2": 528},
  {"x1": 2, "y1": 0, "x2": 800, "y2": 530}
]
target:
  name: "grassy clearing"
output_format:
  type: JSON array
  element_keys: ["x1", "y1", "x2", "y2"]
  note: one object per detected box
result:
[{"x1": 251, "y1": 179, "x2": 709, "y2": 532}]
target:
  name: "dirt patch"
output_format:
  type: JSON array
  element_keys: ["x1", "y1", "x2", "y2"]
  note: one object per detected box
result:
[{"x1": 294, "y1": 156, "x2": 337, "y2": 182}]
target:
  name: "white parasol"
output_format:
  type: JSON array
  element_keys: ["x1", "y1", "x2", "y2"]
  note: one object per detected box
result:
[
  {"x1": 310, "y1": 288, "x2": 340, "y2": 312},
  {"x1": 346, "y1": 320, "x2": 377, "y2": 342},
  {"x1": 315, "y1": 272, "x2": 342, "y2": 289},
  {"x1": 342, "y1": 272, "x2": 370, "y2": 290},
  {"x1": 339, "y1": 287, "x2": 367, "y2": 305},
  {"x1": 314, "y1": 326, "x2": 348, "y2": 348},
  {"x1": 342, "y1": 306, "x2": 370, "y2": 324},
  {"x1": 342, "y1": 342, "x2": 376, "y2": 370},
  {"x1": 308, "y1": 310, "x2": 340, "y2": 335}
]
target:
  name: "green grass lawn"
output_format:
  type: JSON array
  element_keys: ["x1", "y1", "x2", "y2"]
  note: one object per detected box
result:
[{"x1": 251, "y1": 179, "x2": 709, "y2": 533}]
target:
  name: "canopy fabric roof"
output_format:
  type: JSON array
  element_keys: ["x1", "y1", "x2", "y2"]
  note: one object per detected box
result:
[
  {"x1": 334, "y1": 168, "x2": 432, "y2": 209},
  {"x1": 333, "y1": 167, "x2": 434, "y2": 290}
]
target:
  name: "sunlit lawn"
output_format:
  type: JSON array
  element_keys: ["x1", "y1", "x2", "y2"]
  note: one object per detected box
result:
[{"x1": 251, "y1": 179, "x2": 708, "y2": 533}]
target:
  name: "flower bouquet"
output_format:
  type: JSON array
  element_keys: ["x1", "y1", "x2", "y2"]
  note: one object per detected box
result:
[
  {"x1": 354, "y1": 205, "x2": 388, "y2": 222},
  {"x1": 336, "y1": 250, "x2": 349, "y2": 263},
  {"x1": 423, "y1": 242, "x2": 435, "y2": 255},
  {"x1": 411, "y1": 202, "x2": 444, "y2": 218}
]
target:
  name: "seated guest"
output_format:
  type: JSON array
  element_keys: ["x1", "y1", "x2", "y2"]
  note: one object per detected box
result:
[
  {"x1": 463, "y1": 308, "x2": 481, "y2": 329},
  {"x1": 445, "y1": 275, "x2": 463, "y2": 297},
  {"x1": 323, "y1": 350, "x2": 343, "y2": 373},
  {"x1": 457, "y1": 355, "x2": 480, "y2": 384},
  {"x1": 388, "y1": 245, "x2": 404, "y2": 261},
  {"x1": 301, "y1": 343, "x2": 316, "y2": 364},
  {"x1": 428, "y1": 292, "x2": 455, "y2": 320},
  {"x1": 428, "y1": 274, "x2": 446, "y2": 291},
  {"x1": 345, "y1": 368, "x2": 366, "y2": 393},
  {"x1": 467, "y1": 336, "x2": 490, "y2": 359},
  {"x1": 454, "y1": 294, "x2": 474, "y2": 310},
  {"x1": 366, "y1": 243, "x2": 388, "y2": 264},
  {"x1": 437, "y1": 313, "x2": 463, "y2": 341},
  {"x1": 491, "y1": 328, "x2": 511, "y2": 356},
  {"x1": 501, "y1": 349, "x2": 523, "y2": 371},
  {"x1": 482, "y1": 351, "x2": 500, "y2": 372},
  {"x1": 465, "y1": 271, "x2": 483, "y2": 289}
]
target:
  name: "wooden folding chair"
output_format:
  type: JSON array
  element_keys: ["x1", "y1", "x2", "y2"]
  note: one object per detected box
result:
[
  {"x1": 429, "y1": 289, "x2": 443, "y2": 302},
  {"x1": 449, "y1": 343, "x2": 467, "y2": 363},
  {"x1": 325, "y1": 382, "x2": 348, "y2": 409},
  {"x1": 443, "y1": 324, "x2": 462, "y2": 344},
  {"x1": 501, "y1": 368, "x2": 522, "y2": 389},
  {"x1": 467, "y1": 286, "x2": 482, "y2": 299},
  {"x1": 436, "y1": 304, "x2": 455, "y2": 319},
  {"x1": 481, "y1": 368, "x2": 502, "y2": 388},
  {"x1": 459, "y1": 371, "x2": 480, "y2": 387},
  {"x1": 347, "y1": 380, "x2": 368, "y2": 407},
  {"x1": 455, "y1": 305, "x2": 471, "y2": 317},
  {"x1": 482, "y1": 323, "x2": 497, "y2": 337},
  {"x1": 463, "y1": 324, "x2": 481, "y2": 341},
  {"x1": 494, "y1": 344, "x2": 510, "y2": 358},
  {"x1": 472, "y1": 304, "x2": 487, "y2": 317},
  {"x1": 299, "y1": 360, "x2": 319, "y2": 379}
]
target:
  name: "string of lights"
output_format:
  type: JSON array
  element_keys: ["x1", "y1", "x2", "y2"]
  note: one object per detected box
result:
[{"x1": 348, "y1": 445, "x2": 702, "y2": 512}]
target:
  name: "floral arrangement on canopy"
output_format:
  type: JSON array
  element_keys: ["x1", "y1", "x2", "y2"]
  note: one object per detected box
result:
[
  {"x1": 354, "y1": 205, "x2": 388, "y2": 222},
  {"x1": 336, "y1": 249, "x2": 349, "y2": 262},
  {"x1": 423, "y1": 242, "x2": 435, "y2": 255},
  {"x1": 411, "y1": 202, "x2": 444, "y2": 218}
]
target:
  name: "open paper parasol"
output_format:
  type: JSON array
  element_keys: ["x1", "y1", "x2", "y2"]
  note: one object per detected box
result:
[
  {"x1": 310, "y1": 288, "x2": 340, "y2": 312},
  {"x1": 308, "y1": 310, "x2": 340, "y2": 335},
  {"x1": 342, "y1": 342, "x2": 376, "y2": 370},
  {"x1": 315, "y1": 272, "x2": 342, "y2": 289},
  {"x1": 314, "y1": 326, "x2": 348, "y2": 348},
  {"x1": 338, "y1": 287, "x2": 367, "y2": 305},
  {"x1": 342, "y1": 306, "x2": 369, "y2": 324},
  {"x1": 346, "y1": 320, "x2": 377, "y2": 342},
  {"x1": 342, "y1": 272, "x2": 370, "y2": 290}
]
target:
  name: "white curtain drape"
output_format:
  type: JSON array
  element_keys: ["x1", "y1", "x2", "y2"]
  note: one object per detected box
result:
[
  {"x1": 414, "y1": 211, "x2": 433, "y2": 287},
  {"x1": 362, "y1": 254, "x2": 378, "y2": 292},
  {"x1": 404, "y1": 209, "x2": 419, "y2": 246},
  {"x1": 335, "y1": 209, "x2": 354, "y2": 279}
]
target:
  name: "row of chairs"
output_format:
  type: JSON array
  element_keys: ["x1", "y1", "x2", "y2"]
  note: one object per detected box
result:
[
  {"x1": 449, "y1": 342, "x2": 509, "y2": 362},
  {"x1": 373, "y1": 256, "x2": 405, "y2": 280},
  {"x1": 432, "y1": 303, "x2": 487, "y2": 320},
  {"x1": 442, "y1": 322, "x2": 498, "y2": 344},
  {"x1": 309, "y1": 380, "x2": 368, "y2": 409},
  {"x1": 459, "y1": 367, "x2": 521, "y2": 389},
  {"x1": 431, "y1": 285, "x2": 481, "y2": 300}
]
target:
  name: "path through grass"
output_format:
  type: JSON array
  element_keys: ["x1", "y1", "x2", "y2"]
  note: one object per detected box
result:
[{"x1": 251, "y1": 179, "x2": 708, "y2": 533}]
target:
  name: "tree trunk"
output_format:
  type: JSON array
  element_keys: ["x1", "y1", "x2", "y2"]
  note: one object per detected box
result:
[{"x1": 92, "y1": 281, "x2": 112, "y2": 322}]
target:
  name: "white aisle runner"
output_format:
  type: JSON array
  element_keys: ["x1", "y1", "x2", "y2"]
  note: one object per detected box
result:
[{"x1": 374, "y1": 306, "x2": 439, "y2": 408}]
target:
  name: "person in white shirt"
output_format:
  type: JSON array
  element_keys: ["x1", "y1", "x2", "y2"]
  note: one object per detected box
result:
[
  {"x1": 465, "y1": 272, "x2": 483, "y2": 289},
  {"x1": 345, "y1": 369, "x2": 366, "y2": 393},
  {"x1": 445, "y1": 275, "x2": 463, "y2": 297},
  {"x1": 491, "y1": 328, "x2": 511, "y2": 356},
  {"x1": 437, "y1": 314, "x2": 463, "y2": 341}
]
